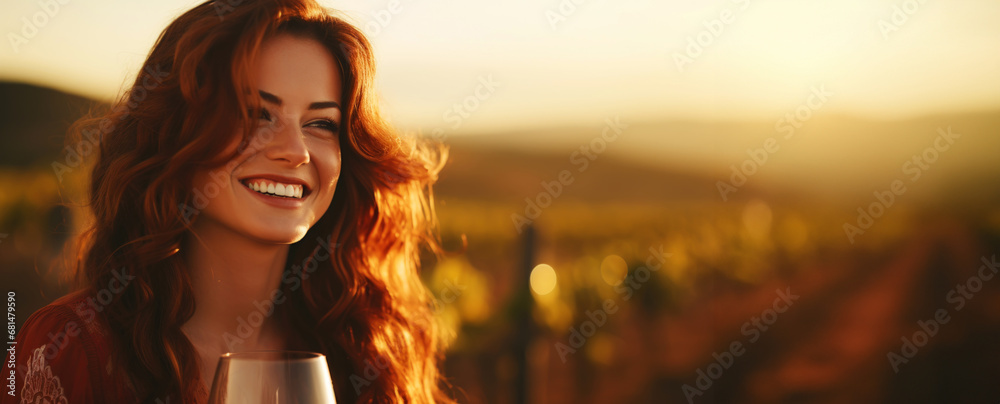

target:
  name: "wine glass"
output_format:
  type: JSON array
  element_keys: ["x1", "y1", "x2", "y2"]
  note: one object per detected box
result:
[{"x1": 207, "y1": 351, "x2": 337, "y2": 404}]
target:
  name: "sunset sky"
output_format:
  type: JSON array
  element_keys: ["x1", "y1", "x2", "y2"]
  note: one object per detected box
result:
[
  {"x1": 2, "y1": 0, "x2": 999, "y2": 198},
  {"x1": 2, "y1": 0, "x2": 998, "y2": 132}
]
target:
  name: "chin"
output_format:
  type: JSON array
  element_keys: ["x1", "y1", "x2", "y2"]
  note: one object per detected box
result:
[{"x1": 245, "y1": 224, "x2": 312, "y2": 245}]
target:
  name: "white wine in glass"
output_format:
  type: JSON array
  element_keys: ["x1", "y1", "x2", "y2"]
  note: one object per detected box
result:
[{"x1": 207, "y1": 351, "x2": 337, "y2": 404}]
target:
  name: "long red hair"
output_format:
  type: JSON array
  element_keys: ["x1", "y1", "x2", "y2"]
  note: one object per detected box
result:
[{"x1": 70, "y1": 0, "x2": 453, "y2": 402}]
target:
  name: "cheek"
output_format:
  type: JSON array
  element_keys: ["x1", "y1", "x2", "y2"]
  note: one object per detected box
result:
[
  {"x1": 190, "y1": 153, "x2": 248, "y2": 206},
  {"x1": 312, "y1": 158, "x2": 341, "y2": 219},
  {"x1": 316, "y1": 144, "x2": 342, "y2": 192}
]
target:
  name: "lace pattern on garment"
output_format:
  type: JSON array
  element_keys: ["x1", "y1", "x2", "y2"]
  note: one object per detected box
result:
[{"x1": 20, "y1": 345, "x2": 68, "y2": 404}]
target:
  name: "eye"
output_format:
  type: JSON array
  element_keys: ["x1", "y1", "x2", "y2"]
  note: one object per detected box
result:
[
  {"x1": 258, "y1": 108, "x2": 273, "y2": 123},
  {"x1": 306, "y1": 119, "x2": 339, "y2": 135}
]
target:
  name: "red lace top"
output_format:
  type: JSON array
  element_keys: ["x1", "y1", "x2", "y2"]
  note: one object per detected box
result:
[{"x1": 3, "y1": 291, "x2": 208, "y2": 403}]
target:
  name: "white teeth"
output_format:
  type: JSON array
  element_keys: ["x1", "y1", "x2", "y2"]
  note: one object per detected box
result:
[{"x1": 244, "y1": 179, "x2": 305, "y2": 199}]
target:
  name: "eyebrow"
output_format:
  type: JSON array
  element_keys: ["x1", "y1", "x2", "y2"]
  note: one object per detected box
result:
[{"x1": 259, "y1": 90, "x2": 340, "y2": 110}]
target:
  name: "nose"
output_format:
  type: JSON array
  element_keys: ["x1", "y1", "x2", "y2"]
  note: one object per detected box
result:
[{"x1": 262, "y1": 118, "x2": 310, "y2": 167}]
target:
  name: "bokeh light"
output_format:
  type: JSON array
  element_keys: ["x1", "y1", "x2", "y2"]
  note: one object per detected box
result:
[{"x1": 529, "y1": 264, "x2": 557, "y2": 296}]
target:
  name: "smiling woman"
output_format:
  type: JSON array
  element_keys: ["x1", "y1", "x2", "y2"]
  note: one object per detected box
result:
[
  {"x1": 0, "y1": 1, "x2": 454, "y2": 403},
  {"x1": 189, "y1": 35, "x2": 344, "y2": 248}
]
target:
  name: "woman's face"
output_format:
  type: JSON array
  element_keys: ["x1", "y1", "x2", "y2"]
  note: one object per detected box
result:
[{"x1": 190, "y1": 34, "x2": 343, "y2": 244}]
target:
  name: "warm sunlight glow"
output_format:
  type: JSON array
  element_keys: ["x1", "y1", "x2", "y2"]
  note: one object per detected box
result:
[
  {"x1": 2, "y1": 1, "x2": 998, "y2": 200},
  {"x1": 1, "y1": 0, "x2": 998, "y2": 131},
  {"x1": 530, "y1": 264, "x2": 557, "y2": 296}
]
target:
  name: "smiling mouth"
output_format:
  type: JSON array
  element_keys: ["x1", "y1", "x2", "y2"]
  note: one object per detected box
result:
[{"x1": 240, "y1": 178, "x2": 311, "y2": 199}]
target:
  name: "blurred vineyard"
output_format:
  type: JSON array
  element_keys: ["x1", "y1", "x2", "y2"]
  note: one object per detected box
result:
[{"x1": 427, "y1": 193, "x2": 1000, "y2": 403}]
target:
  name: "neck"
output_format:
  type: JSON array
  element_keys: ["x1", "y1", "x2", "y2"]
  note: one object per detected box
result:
[{"x1": 181, "y1": 218, "x2": 288, "y2": 351}]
